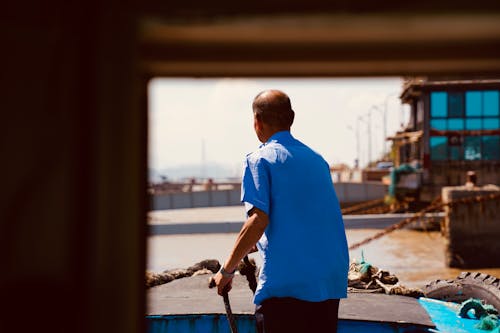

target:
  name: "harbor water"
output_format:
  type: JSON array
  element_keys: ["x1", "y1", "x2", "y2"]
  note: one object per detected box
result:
[{"x1": 147, "y1": 206, "x2": 500, "y2": 289}]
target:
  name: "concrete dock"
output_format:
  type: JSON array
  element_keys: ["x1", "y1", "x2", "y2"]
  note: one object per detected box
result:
[{"x1": 148, "y1": 206, "x2": 444, "y2": 235}]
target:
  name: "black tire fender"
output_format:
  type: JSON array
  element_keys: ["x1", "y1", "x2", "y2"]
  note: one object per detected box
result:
[{"x1": 423, "y1": 272, "x2": 500, "y2": 309}]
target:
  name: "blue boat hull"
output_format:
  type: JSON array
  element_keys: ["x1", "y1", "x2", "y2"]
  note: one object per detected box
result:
[{"x1": 146, "y1": 314, "x2": 432, "y2": 333}]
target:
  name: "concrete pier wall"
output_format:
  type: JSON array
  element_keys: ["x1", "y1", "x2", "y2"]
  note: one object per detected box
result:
[
  {"x1": 151, "y1": 182, "x2": 388, "y2": 210},
  {"x1": 334, "y1": 182, "x2": 388, "y2": 203},
  {"x1": 442, "y1": 185, "x2": 500, "y2": 268},
  {"x1": 152, "y1": 189, "x2": 242, "y2": 210}
]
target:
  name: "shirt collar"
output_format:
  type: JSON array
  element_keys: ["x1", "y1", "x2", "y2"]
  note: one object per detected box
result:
[{"x1": 259, "y1": 131, "x2": 293, "y2": 148}]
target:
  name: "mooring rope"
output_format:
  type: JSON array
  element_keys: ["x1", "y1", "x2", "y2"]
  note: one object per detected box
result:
[
  {"x1": 241, "y1": 255, "x2": 257, "y2": 294},
  {"x1": 341, "y1": 198, "x2": 385, "y2": 215},
  {"x1": 349, "y1": 192, "x2": 500, "y2": 251}
]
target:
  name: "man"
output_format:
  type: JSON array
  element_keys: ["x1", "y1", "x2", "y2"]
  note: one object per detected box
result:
[{"x1": 213, "y1": 90, "x2": 349, "y2": 333}]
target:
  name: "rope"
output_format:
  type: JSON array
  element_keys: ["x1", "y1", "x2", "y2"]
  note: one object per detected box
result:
[
  {"x1": 356, "y1": 203, "x2": 394, "y2": 215},
  {"x1": 341, "y1": 199, "x2": 385, "y2": 215},
  {"x1": 349, "y1": 192, "x2": 500, "y2": 251},
  {"x1": 241, "y1": 255, "x2": 257, "y2": 294}
]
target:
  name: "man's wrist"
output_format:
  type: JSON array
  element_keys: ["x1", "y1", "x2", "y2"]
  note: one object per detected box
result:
[{"x1": 219, "y1": 264, "x2": 235, "y2": 278}]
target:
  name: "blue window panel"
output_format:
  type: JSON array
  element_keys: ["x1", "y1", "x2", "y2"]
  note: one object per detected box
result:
[
  {"x1": 466, "y1": 118, "x2": 482, "y2": 130},
  {"x1": 464, "y1": 136, "x2": 482, "y2": 160},
  {"x1": 483, "y1": 91, "x2": 499, "y2": 116},
  {"x1": 448, "y1": 92, "x2": 464, "y2": 117},
  {"x1": 482, "y1": 136, "x2": 500, "y2": 160},
  {"x1": 483, "y1": 118, "x2": 500, "y2": 130},
  {"x1": 431, "y1": 92, "x2": 447, "y2": 117},
  {"x1": 449, "y1": 146, "x2": 461, "y2": 160},
  {"x1": 431, "y1": 119, "x2": 447, "y2": 130},
  {"x1": 448, "y1": 118, "x2": 464, "y2": 130},
  {"x1": 430, "y1": 136, "x2": 448, "y2": 160},
  {"x1": 466, "y1": 91, "x2": 482, "y2": 116}
]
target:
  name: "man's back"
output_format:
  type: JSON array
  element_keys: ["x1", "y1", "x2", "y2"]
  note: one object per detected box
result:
[
  {"x1": 214, "y1": 90, "x2": 347, "y2": 333},
  {"x1": 242, "y1": 131, "x2": 349, "y2": 305}
]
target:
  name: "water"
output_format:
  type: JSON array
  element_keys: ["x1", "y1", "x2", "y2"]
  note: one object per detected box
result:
[{"x1": 147, "y1": 229, "x2": 500, "y2": 288}]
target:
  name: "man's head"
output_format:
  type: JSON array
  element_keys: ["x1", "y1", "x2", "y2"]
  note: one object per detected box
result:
[{"x1": 252, "y1": 90, "x2": 295, "y2": 143}]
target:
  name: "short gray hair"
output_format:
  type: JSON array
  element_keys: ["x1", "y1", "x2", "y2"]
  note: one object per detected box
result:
[{"x1": 252, "y1": 90, "x2": 295, "y2": 129}]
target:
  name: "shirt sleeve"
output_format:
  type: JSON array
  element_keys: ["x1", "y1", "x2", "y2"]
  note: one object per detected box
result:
[{"x1": 241, "y1": 154, "x2": 270, "y2": 216}]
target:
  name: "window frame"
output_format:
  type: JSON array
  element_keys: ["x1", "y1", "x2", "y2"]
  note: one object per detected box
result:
[{"x1": 429, "y1": 89, "x2": 500, "y2": 161}]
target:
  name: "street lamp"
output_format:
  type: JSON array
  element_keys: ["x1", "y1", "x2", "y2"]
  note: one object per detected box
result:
[
  {"x1": 366, "y1": 105, "x2": 386, "y2": 166},
  {"x1": 382, "y1": 92, "x2": 399, "y2": 156},
  {"x1": 347, "y1": 124, "x2": 360, "y2": 169},
  {"x1": 367, "y1": 93, "x2": 400, "y2": 162},
  {"x1": 370, "y1": 104, "x2": 384, "y2": 161},
  {"x1": 357, "y1": 115, "x2": 370, "y2": 167}
]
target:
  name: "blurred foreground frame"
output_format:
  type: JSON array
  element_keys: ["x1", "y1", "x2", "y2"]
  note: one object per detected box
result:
[{"x1": 2, "y1": 1, "x2": 500, "y2": 332}]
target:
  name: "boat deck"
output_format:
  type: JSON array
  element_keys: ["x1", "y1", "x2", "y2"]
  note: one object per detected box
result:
[{"x1": 147, "y1": 275, "x2": 435, "y2": 328}]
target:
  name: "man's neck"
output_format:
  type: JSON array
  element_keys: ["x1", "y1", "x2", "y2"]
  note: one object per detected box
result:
[{"x1": 261, "y1": 129, "x2": 290, "y2": 143}]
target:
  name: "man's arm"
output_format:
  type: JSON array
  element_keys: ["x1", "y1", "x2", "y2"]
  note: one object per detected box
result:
[{"x1": 213, "y1": 207, "x2": 269, "y2": 295}]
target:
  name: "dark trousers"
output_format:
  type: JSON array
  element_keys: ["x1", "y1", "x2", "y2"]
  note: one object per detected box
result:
[{"x1": 255, "y1": 297, "x2": 340, "y2": 333}]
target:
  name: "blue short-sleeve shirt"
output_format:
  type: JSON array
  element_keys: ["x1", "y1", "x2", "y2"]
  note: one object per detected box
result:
[{"x1": 241, "y1": 131, "x2": 349, "y2": 305}]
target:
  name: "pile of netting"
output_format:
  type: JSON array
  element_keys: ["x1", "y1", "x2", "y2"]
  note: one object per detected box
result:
[
  {"x1": 348, "y1": 253, "x2": 424, "y2": 298},
  {"x1": 459, "y1": 298, "x2": 499, "y2": 332}
]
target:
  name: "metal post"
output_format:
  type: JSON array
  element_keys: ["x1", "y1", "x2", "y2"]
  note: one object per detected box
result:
[
  {"x1": 382, "y1": 104, "x2": 387, "y2": 157},
  {"x1": 356, "y1": 121, "x2": 360, "y2": 168},
  {"x1": 358, "y1": 115, "x2": 369, "y2": 168},
  {"x1": 370, "y1": 105, "x2": 383, "y2": 162},
  {"x1": 368, "y1": 105, "x2": 384, "y2": 166},
  {"x1": 368, "y1": 110, "x2": 372, "y2": 165},
  {"x1": 348, "y1": 124, "x2": 360, "y2": 168},
  {"x1": 383, "y1": 92, "x2": 399, "y2": 157}
]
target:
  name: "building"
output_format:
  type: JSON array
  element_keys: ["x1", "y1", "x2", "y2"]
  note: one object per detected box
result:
[{"x1": 390, "y1": 77, "x2": 500, "y2": 201}]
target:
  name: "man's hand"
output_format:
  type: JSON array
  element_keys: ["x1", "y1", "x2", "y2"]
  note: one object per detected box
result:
[
  {"x1": 213, "y1": 271, "x2": 233, "y2": 296},
  {"x1": 211, "y1": 207, "x2": 268, "y2": 296}
]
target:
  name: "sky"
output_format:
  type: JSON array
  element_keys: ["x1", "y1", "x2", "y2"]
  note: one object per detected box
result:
[{"x1": 148, "y1": 77, "x2": 409, "y2": 180}]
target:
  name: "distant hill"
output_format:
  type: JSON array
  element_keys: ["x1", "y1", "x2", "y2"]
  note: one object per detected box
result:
[{"x1": 148, "y1": 163, "x2": 240, "y2": 183}]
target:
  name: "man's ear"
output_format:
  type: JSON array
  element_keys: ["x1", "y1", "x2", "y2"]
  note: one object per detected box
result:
[{"x1": 254, "y1": 115, "x2": 263, "y2": 131}]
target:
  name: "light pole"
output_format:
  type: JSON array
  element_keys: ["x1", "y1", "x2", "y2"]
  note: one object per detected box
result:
[
  {"x1": 370, "y1": 104, "x2": 384, "y2": 161},
  {"x1": 347, "y1": 124, "x2": 360, "y2": 169},
  {"x1": 366, "y1": 105, "x2": 385, "y2": 167},
  {"x1": 357, "y1": 115, "x2": 370, "y2": 168},
  {"x1": 383, "y1": 92, "x2": 399, "y2": 157}
]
